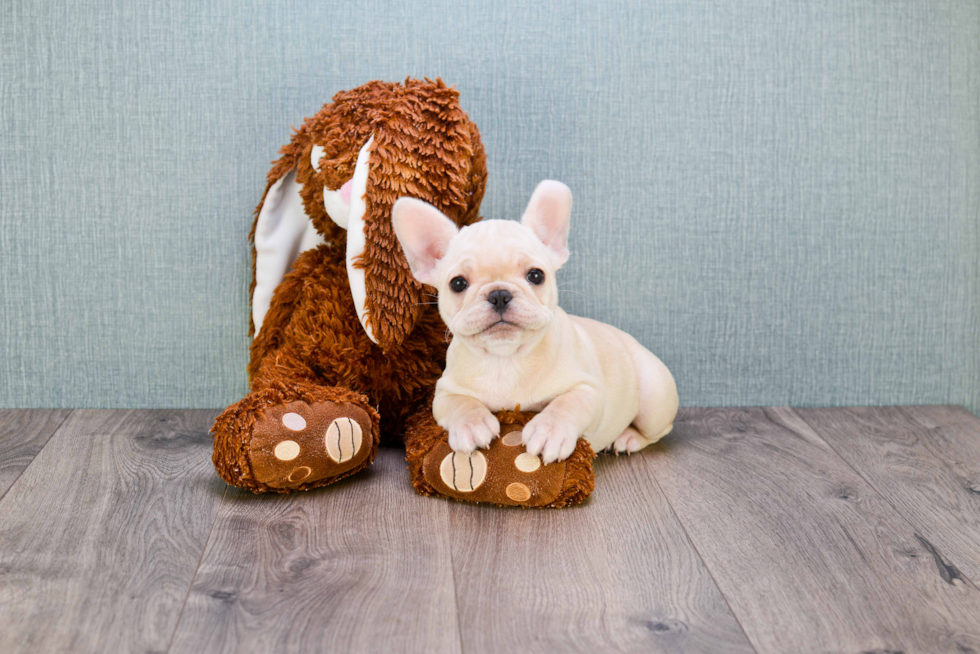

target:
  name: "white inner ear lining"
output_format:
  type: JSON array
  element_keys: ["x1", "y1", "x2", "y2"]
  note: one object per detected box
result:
[
  {"x1": 311, "y1": 144, "x2": 325, "y2": 172},
  {"x1": 315, "y1": 143, "x2": 352, "y2": 229},
  {"x1": 251, "y1": 136, "x2": 374, "y2": 342},
  {"x1": 251, "y1": 170, "x2": 325, "y2": 335},
  {"x1": 345, "y1": 135, "x2": 376, "y2": 344},
  {"x1": 324, "y1": 187, "x2": 351, "y2": 229}
]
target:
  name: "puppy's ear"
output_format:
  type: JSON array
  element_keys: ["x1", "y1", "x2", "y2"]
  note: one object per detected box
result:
[
  {"x1": 392, "y1": 198, "x2": 459, "y2": 286},
  {"x1": 521, "y1": 180, "x2": 571, "y2": 266}
]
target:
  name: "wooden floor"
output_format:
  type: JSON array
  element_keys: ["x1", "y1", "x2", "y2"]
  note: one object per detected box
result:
[{"x1": 1, "y1": 407, "x2": 979, "y2": 653}]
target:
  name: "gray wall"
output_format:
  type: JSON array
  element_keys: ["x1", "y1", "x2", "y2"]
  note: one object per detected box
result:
[{"x1": 2, "y1": 0, "x2": 978, "y2": 411}]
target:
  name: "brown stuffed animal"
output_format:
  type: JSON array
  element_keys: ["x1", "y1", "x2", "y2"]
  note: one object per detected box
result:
[{"x1": 211, "y1": 79, "x2": 594, "y2": 507}]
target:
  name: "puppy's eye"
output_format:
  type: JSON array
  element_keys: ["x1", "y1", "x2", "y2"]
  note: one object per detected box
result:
[
  {"x1": 526, "y1": 268, "x2": 545, "y2": 285},
  {"x1": 449, "y1": 276, "x2": 469, "y2": 293}
]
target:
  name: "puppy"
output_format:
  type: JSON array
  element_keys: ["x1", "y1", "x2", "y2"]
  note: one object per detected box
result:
[{"x1": 392, "y1": 181, "x2": 678, "y2": 464}]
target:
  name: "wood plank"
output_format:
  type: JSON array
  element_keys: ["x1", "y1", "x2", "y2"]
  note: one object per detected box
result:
[
  {"x1": 796, "y1": 406, "x2": 980, "y2": 585},
  {"x1": 0, "y1": 409, "x2": 225, "y2": 654},
  {"x1": 0, "y1": 409, "x2": 71, "y2": 499},
  {"x1": 648, "y1": 407, "x2": 980, "y2": 654},
  {"x1": 447, "y1": 452, "x2": 755, "y2": 654},
  {"x1": 169, "y1": 449, "x2": 462, "y2": 654}
]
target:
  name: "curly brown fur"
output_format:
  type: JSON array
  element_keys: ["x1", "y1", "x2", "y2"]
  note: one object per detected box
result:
[
  {"x1": 403, "y1": 394, "x2": 448, "y2": 497},
  {"x1": 249, "y1": 246, "x2": 449, "y2": 444},
  {"x1": 216, "y1": 79, "x2": 488, "y2": 493},
  {"x1": 242, "y1": 79, "x2": 484, "y2": 439},
  {"x1": 247, "y1": 78, "x2": 486, "y2": 345},
  {"x1": 546, "y1": 437, "x2": 596, "y2": 508}
]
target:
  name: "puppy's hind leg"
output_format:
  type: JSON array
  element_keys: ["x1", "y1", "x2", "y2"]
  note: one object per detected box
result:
[
  {"x1": 623, "y1": 338, "x2": 679, "y2": 452},
  {"x1": 610, "y1": 426, "x2": 664, "y2": 454}
]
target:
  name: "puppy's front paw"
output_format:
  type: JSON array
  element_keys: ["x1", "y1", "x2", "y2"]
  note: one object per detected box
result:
[
  {"x1": 522, "y1": 414, "x2": 580, "y2": 464},
  {"x1": 448, "y1": 412, "x2": 500, "y2": 453}
]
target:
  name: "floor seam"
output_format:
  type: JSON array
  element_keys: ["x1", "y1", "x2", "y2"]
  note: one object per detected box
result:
[
  {"x1": 165, "y1": 483, "x2": 229, "y2": 654},
  {"x1": 644, "y1": 452, "x2": 761, "y2": 654},
  {"x1": 0, "y1": 409, "x2": 74, "y2": 504},
  {"x1": 444, "y1": 501, "x2": 468, "y2": 654}
]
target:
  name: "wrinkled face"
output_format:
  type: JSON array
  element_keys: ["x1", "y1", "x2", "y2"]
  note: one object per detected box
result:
[
  {"x1": 393, "y1": 180, "x2": 573, "y2": 356},
  {"x1": 436, "y1": 221, "x2": 558, "y2": 349}
]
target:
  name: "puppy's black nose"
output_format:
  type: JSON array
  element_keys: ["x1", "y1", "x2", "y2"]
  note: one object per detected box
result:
[{"x1": 486, "y1": 289, "x2": 513, "y2": 314}]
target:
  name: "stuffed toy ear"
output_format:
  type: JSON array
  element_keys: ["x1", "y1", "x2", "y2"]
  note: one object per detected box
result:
[
  {"x1": 342, "y1": 135, "x2": 377, "y2": 343},
  {"x1": 251, "y1": 169, "x2": 325, "y2": 335},
  {"x1": 521, "y1": 180, "x2": 572, "y2": 266},
  {"x1": 392, "y1": 198, "x2": 459, "y2": 286}
]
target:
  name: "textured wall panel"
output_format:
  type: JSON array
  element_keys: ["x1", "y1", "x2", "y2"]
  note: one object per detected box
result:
[{"x1": 1, "y1": 0, "x2": 977, "y2": 411}]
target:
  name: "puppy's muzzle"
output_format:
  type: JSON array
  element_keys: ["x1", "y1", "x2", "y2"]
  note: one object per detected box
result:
[{"x1": 486, "y1": 289, "x2": 513, "y2": 316}]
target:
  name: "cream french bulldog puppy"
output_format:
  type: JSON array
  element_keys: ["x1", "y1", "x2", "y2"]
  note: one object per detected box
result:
[{"x1": 392, "y1": 181, "x2": 678, "y2": 464}]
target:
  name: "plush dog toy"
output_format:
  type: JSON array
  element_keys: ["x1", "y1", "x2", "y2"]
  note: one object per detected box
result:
[{"x1": 211, "y1": 78, "x2": 595, "y2": 507}]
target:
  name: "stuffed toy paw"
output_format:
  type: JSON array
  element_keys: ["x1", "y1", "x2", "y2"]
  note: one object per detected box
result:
[
  {"x1": 213, "y1": 383, "x2": 380, "y2": 493},
  {"x1": 210, "y1": 78, "x2": 487, "y2": 494},
  {"x1": 406, "y1": 408, "x2": 595, "y2": 508}
]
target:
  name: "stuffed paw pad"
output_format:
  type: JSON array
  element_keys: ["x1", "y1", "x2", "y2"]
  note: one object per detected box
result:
[
  {"x1": 422, "y1": 421, "x2": 592, "y2": 507},
  {"x1": 250, "y1": 401, "x2": 372, "y2": 489}
]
